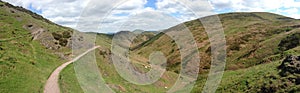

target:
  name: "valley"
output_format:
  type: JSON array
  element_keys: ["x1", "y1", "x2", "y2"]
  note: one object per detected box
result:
[{"x1": 0, "y1": 1, "x2": 300, "y2": 93}]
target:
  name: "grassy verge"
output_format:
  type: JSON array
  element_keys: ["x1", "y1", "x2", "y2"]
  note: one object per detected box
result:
[
  {"x1": 59, "y1": 64, "x2": 83, "y2": 93},
  {"x1": 0, "y1": 39, "x2": 63, "y2": 93}
]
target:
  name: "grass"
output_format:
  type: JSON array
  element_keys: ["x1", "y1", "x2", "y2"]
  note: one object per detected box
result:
[
  {"x1": 59, "y1": 64, "x2": 83, "y2": 93},
  {"x1": 58, "y1": 46, "x2": 179, "y2": 93},
  {"x1": 58, "y1": 13, "x2": 300, "y2": 93},
  {"x1": 0, "y1": 2, "x2": 70, "y2": 93},
  {"x1": 94, "y1": 47, "x2": 179, "y2": 92},
  {"x1": 192, "y1": 54, "x2": 299, "y2": 92},
  {"x1": 0, "y1": 38, "x2": 63, "y2": 93},
  {"x1": 215, "y1": 60, "x2": 281, "y2": 92},
  {"x1": 2, "y1": 1, "x2": 300, "y2": 92}
]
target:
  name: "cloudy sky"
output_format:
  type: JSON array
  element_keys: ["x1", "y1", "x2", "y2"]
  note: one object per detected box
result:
[{"x1": 3, "y1": 0, "x2": 300, "y2": 33}]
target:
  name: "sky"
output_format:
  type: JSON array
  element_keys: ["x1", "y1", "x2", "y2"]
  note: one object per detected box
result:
[{"x1": 2, "y1": 0, "x2": 300, "y2": 33}]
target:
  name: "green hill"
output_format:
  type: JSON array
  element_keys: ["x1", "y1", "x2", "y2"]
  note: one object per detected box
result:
[
  {"x1": 59, "y1": 12, "x2": 300, "y2": 92},
  {"x1": 0, "y1": 1, "x2": 73, "y2": 92},
  {"x1": 133, "y1": 12, "x2": 300, "y2": 72},
  {"x1": 1, "y1": 1, "x2": 300, "y2": 93}
]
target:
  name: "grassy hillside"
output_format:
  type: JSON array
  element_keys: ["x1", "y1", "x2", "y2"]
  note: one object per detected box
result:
[
  {"x1": 132, "y1": 31, "x2": 158, "y2": 47},
  {"x1": 0, "y1": 1, "x2": 74, "y2": 92},
  {"x1": 133, "y1": 12, "x2": 300, "y2": 72},
  {"x1": 128, "y1": 12, "x2": 300, "y2": 92},
  {"x1": 1, "y1": 0, "x2": 300, "y2": 92},
  {"x1": 59, "y1": 12, "x2": 300, "y2": 93},
  {"x1": 193, "y1": 45, "x2": 300, "y2": 92},
  {"x1": 59, "y1": 32, "x2": 178, "y2": 93}
]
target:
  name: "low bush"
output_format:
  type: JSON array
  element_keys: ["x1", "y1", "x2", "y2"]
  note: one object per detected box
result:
[
  {"x1": 59, "y1": 38, "x2": 68, "y2": 46},
  {"x1": 52, "y1": 32, "x2": 62, "y2": 40},
  {"x1": 278, "y1": 33, "x2": 300, "y2": 51},
  {"x1": 62, "y1": 31, "x2": 71, "y2": 38}
]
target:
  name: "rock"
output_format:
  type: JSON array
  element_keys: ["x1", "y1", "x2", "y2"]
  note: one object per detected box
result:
[{"x1": 278, "y1": 55, "x2": 300, "y2": 76}]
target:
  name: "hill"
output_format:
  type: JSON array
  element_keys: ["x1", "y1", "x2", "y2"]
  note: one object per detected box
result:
[
  {"x1": 0, "y1": 1, "x2": 74, "y2": 92},
  {"x1": 59, "y1": 12, "x2": 300, "y2": 92},
  {"x1": 125, "y1": 12, "x2": 300, "y2": 92},
  {"x1": 1, "y1": 1, "x2": 300, "y2": 92},
  {"x1": 132, "y1": 12, "x2": 300, "y2": 72}
]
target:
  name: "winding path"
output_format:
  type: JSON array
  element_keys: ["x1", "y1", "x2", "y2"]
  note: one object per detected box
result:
[{"x1": 44, "y1": 46, "x2": 100, "y2": 93}]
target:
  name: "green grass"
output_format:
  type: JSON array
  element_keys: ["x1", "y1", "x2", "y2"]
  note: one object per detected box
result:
[
  {"x1": 216, "y1": 60, "x2": 281, "y2": 92},
  {"x1": 2, "y1": 1, "x2": 300, "y2": 92},
  {"x1": 70, "y1": 12, "x2": 300, "y2": 92},
  {"x1": 0, "y1": 2, "x2": 70, "y2": 93},
  {"x1": 58, "y1": 47, "x2": 180, "y2": 93},
  {"x1": 0, "y1": 38, "x2": 63, "y2": 93},
  {"x1": 95, "y1": 48, "x2": 178, "y2": 92},
  {"x1": 192, "y1": 56, "x2": 295, "y2": 92},
  {"x1": 192, "y1": 45, "x2": 300, "y2": 92},
  {"x1": 59, "y1": 64, "x2": 83, "y2": 93}
]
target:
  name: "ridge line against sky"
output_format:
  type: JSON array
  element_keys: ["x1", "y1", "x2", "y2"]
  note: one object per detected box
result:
[{"x1": 2, "y1": 0, "x2": 300, "y2": 33}]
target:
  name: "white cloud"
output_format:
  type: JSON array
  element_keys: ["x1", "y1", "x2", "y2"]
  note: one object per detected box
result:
[
  {"x1": 2, "y1": 0, "x2": 215, "y2": 33},
  {"x1": 3, "y1": 0, "x2": 300, "y2": 33},
  {"x1": 275, "y1": 7, "x2": 300, "y2": 19},
  {"x1": 2, "y1": 0, "x2": 217, "y2": 33},
  {"x1": 3, "y1": 0, "x2": 88, "y2": 29},
  {"x1": 282, "y1": 0, "x2": 300, "y2": 8},
  {"x1": 283, "y1": 8, "x2": 299, "y2": 14},
  {"x1": 213, "y1": 0, "x2": 298, "y2": 12},
  {"x1": 210, "y1": 0, "x2": 285, "y2": 12},
  {"x1": 75, "y1": 0, "x2": 214, "y2": 33},
  {"x1": 155, "y1": 0, "x2": 215, "y2": 22},
  {"x1": 115, "y1": 9, "x2": 181, "y2": 32},
  {"x1": 209, "y1": 0, "x2": 300, "y2": 19}
]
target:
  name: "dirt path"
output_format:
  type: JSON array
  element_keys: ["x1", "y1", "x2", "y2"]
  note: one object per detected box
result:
[{"x1": 44, "y1": 46, "x2": 100, "y2": 93}]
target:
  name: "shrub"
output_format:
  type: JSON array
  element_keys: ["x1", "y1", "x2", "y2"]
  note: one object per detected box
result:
[
  {"x1": 59, "y1": 38, "x2": 68, "y2": 46},
  {"x1": 270, "y1": 27, "x2": 293, "y2": 35},
  {"x1": 62, "y1": 31, "x2": 71, "y2": 38},
  {"x1": 278, "y1": 33, "x2": 300, "y2": 51},
  {"x1": 278, "y1": 55, "x2": 300, "y2": 76},
  {"x1": 52, "y1": 32, "x2": 62, "y2": 40},
  {"x1": 229, "y1": 43, "x2": 240, "y2": 51}
]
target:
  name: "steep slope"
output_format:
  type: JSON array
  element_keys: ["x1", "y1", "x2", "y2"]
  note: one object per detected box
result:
[
  {"x1": 2, "y1": 1, "x2": 300, "y2": 92},
  {"x1": 128, "y1": 12, "x2": 300, "y2": 92},
  {"x1": 131, "y1": 12, "x2": 300, "y2": 73},
  {"x1": 59, "y1": 12, "x2": 300, "y2": 92},
  {"x1": 0, "y1": 1, "x2": 75, "y2": 92},
  {"x1": 0, "y1": 1, "x2": 166, "y2": 93},
  {"x1": 108, "y1": 30, "x2": 158, "y2": 48},
  {"x1": 198, "y1": 55, "x2": 299, "y2": 92},
  {"x1": 132, "y1": 31, "x2": 159, "y2": 47}
]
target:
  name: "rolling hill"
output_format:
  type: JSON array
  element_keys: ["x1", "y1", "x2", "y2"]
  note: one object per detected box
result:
[
  {"x1": 1, "y1": 0, "x2": 300, "y2": 93},
  {"x1": 60, "y1": 12, "x2": 300, "y2": 92}
]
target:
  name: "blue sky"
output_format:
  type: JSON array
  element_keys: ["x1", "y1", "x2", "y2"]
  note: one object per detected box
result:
[
  {"x1": 144, "y1": 0, "x2": 157, "y2": 9},
  {"x1": 28, "y1": 3, "x2": 42, "y2": 14},
  {"x1": 3, "y1": 0, "x2": 300, "y2": 33}
]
